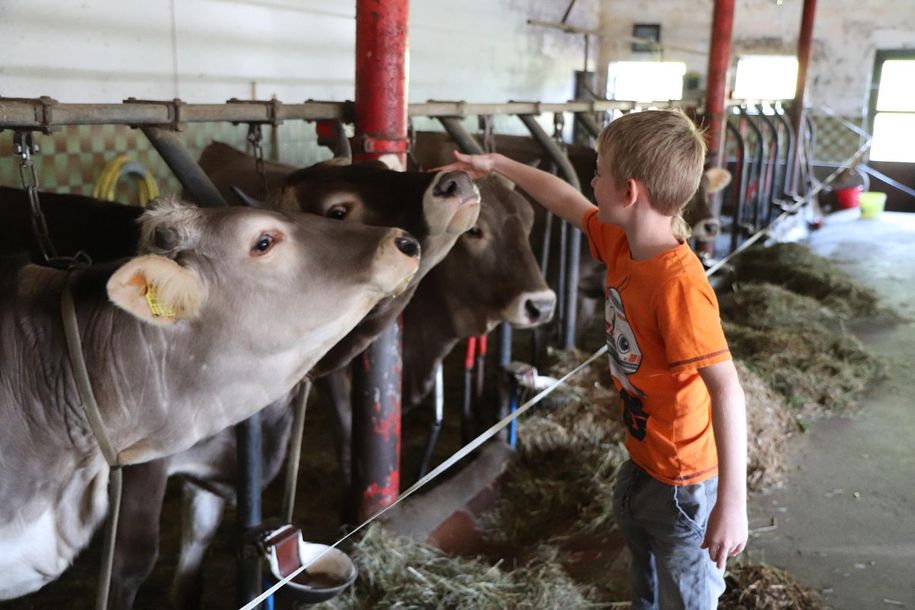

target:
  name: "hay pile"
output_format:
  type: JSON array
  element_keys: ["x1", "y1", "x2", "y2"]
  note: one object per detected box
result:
[
  {"x1": 737, "y1": 360, "x2": 793, "y2": 493},
  {"x1": 732, "y1": 242, "x2": 883, "y2": 319},
  {"x1": 720, "y1": 563, "x2": 826, "y2": 610},
  {"x1": 314, "y1": 524, "x2": 602, "y2": 610},
  {"x1": 720, "y1": 283, "x2": 885, "y2": 415},
  {"x1": 517, "y1": 347, "x2": 624, "y2": 453}
]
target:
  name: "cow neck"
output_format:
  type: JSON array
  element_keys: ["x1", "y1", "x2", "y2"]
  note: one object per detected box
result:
[{"x1": 60, "y1": 269, "x2": 121, "y2": 469}]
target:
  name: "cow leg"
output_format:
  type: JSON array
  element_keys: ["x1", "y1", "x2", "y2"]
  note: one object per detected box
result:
[
  {"x1": 315, "y1": 372, "x2": 353, "y2": 484},
  {"x1": 170, "y1": 480, "x2": 226, "y2": 610},
  {"x1": 109, "y1": 460, "x2": 169, "y2": 610}
]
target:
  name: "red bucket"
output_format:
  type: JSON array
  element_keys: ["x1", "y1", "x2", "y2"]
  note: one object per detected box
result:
[{"x1": 836, "y1": 185, "x2": 862, "y2": 209}]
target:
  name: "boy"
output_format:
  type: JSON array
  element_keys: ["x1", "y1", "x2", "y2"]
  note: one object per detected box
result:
[{"x1": 443, "y1": 109, "x2": 747, "y2": 609}]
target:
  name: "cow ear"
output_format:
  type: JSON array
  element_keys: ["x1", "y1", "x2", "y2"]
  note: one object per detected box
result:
[
  {"x1": 107, "y1": 255, "x2": 205, "y2": 326},
  {"x1": 704, "y1": 167, "x2": 732, "y2": 194}
]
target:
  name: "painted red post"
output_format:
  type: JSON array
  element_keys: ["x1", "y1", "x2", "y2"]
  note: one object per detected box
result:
[
  {"x1": 790, "y1": 0, "x2": 817, "y2": 192},
  {"x1": 703, "y1": 0, "x2": 735, "y2": 171},
  {"x1": 351, "y1": 0, "x2": 409, "y2": 523},
  {"x1": 353, "y1": 0, "x2": 410, "y2": 167},
  {"x1": 698, "y1": 0, "x2": 736, "y2": 257}
]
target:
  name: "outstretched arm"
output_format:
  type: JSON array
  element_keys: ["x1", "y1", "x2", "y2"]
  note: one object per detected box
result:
[
  {"x1": 438, "y1": 151, "x2": 596, "y2": 231},
  {"x1": 699, "y1": 359, "x2": 748, "y2": 570}
]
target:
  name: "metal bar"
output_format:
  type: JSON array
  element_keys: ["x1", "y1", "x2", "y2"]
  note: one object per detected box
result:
[
  {"x1": 0, "y1": 97, "x2": 351, "y2": 129},
  {"x1": 141, "y1": 127, "x2": 229, "y2": 207},
  {"x1": 282, "y1": 381, "x2": 311, "y2": 523},
  {"x1": 754, "y1": 105, "x2": 781, "y2": 223},
  {"x1": 517, "y1": 113, "x2": 581, "y2": 350},
  {"x1": 438, "y1": 116, "x2": 484, "y2": 154},
  {"x1": 703, "y1": 0, "x2": 736, "y2": 170},
  {"x1": 773, "y1": 105, "x2": 796, "y2": 196},
  {"x1": 737, "y1": 106, "x2": 764, "y2": 230},
  {"x1": 236, "y1": 413, "x2": 263, "y2": 609},
  {"x1": 574, "y1": 111, "x2": 602, "y2": 139},
  {"x1": 790, "y1": 0, "x2": 817, "y2": 192},
  {"x1": 0, "y1": 96, "x2": 757, "y2": 131},
  {"x1": 351, "y1": 0, "x2": 409, "y2": 523},
  {"x1": 725, "y1": 118, "x2": 747, "y2": 255}
]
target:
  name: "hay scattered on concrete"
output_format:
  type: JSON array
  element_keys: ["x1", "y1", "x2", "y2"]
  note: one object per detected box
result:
[
  {"x1": 720, "y1": 563, "x2": 826, "y2": 610},
  {"x1": 314, "y1": 524, "x2": 601, "y2": 610},
  {"x1": 736, "y1": 360, "x2": 793, "y2": 493},
  {"x1": 732, "y1": 242, "x2": 883, "y2": 319},
  {"x1": 517, "y1": 347, "x2": 624, "y2": 454},
  {"x1": 720, "y1": 284, "x2": 885, "y2": 416}
]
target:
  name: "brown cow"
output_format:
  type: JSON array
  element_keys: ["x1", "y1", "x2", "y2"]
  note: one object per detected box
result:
[{"x1": 0, "y1": 197, "x2": 419, "y2": 600}]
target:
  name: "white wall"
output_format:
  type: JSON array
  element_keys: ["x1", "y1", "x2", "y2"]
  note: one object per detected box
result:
[
  {"x1": 1, "y1": 0, "x2": 596, "y2": 115},
  {"x1": 597, "y1": 0, "x2": 915, "y2": 119}
]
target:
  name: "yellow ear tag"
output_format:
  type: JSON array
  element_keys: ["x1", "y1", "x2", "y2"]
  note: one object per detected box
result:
[{"x1": 144, "y1": 284, "x2": 177, "y2": 319}]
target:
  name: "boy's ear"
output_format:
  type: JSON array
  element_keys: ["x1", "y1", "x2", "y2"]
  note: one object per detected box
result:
[
  {"x1": 107, "y1": 255, "x2": 205, "y2": 327},
  {"x1": 624, "y1": 178, "x2": 641, "y2": 208}
]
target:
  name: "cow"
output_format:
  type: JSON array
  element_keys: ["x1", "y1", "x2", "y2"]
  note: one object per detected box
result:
[
  {"x1": 0, "y1": 196, "x2": 420, "y2": 600},
  {"x1": 0, "y1": 151, "x2": 483, "y2": 608}
]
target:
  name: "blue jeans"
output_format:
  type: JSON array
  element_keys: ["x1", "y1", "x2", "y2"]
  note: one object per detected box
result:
[{"x1": 612, "y1": 460, "x2": 726, "y2": 610}]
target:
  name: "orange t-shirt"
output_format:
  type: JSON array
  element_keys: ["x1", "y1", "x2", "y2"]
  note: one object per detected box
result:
[{"x1": 583, "y1": 208, "x2": 731, "y2": 485}]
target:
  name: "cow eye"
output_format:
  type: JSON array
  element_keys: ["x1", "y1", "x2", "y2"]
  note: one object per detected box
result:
[
  {"x1": 327, "y1": 205, "x2": 348, "y2": 220},
  {"x1": 465, "y1": 226, "x2": 484, "y2": 239},
  {"x1": 251, "y1": 233, "x2": 276, "y2": 255}
]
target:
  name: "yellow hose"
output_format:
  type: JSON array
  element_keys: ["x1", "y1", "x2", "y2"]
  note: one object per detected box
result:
[{"x1": 92, "y1": 155, "x2": 159, "y2": 206}]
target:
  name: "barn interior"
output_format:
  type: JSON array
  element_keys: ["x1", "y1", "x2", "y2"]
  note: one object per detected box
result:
[{"x1": 1, "y1": 1, "x2": 913, "y2": 609}]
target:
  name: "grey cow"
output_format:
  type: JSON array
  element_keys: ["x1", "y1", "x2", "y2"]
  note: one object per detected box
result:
[{"x1": 0, "y1": 198, "x2": 420, "y2": 600}]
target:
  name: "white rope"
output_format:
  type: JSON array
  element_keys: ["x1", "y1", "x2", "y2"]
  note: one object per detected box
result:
[{"x1": 239, "y1": 344, "x2": 609, "y2": 610}]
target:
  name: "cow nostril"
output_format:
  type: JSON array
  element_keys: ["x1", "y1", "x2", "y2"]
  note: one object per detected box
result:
[
  {"x1": 394, "y1": 236, "x2": 420, "y2": 258},
  {"x1": 524, "y1": 299, "x2": 541, "y2": 320},
  {"x1": 433, "y1": 171, "x2": 472, "y2": 198},
  {"x1": 705, "y1": 221, "x2": 720, "y2": 235}
]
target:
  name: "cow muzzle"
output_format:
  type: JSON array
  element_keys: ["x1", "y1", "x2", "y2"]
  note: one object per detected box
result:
[
  {"x1": 691, "y1": 218, "x2": 721, "y2": 241},
  {"x1": 502, "y1": 289, "x2": 557, "y2": 328},
  {"x1": 427, "y1": 170, "x2": 482, "y2": 236}
]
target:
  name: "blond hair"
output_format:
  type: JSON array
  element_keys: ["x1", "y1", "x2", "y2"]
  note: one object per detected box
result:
[{"x1": 596, "y1": 110, "x2": 706, "y2": 239}]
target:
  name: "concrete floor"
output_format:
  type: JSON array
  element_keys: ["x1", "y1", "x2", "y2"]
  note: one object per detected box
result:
[{"x1": 747, "y1": 209, "x2": 915, "y2": 609}]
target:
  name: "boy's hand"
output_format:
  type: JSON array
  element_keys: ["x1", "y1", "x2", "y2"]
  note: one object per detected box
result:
[
  {"x1": 702, "y1": 496, "x2": 748, "y2": 570},
  {"x1": 430, "y1": 150, "x2": 497, "y2": 180}
]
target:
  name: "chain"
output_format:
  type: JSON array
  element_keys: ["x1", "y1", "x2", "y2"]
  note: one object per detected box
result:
[
  {"x1": 552, "y1": 112, "x2": 566, "y2": 148},
  {"x1": 14, "y1": 132, "x2": 90, "y2": 269},
  {"x1": 15, "y1": 132, "x2": 58, "y2": 263},
  {"x1": 479, "y1": 114, "x2": 496, "y2": 153},
  {"x1": 246, "y1": 123, "x2": 267, "y2": 196}
]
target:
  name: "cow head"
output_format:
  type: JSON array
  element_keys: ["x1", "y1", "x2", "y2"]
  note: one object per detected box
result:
[
  {"x1": 440, "y1": 176, "x2": 555, "y2": 334},
  {"x1": 108, "y1": 197, "x2": 420, "y2": 353},
  {"x1": 270, "y1": 162, "x2": 480, "y2": 274},
  {"x1": 684, "y1": 167, "x2": 731, "y2": 242}
]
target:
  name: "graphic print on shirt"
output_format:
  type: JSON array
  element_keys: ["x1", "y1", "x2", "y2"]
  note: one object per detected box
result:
[{"x1": 605, "y1": 286, "x2": 649, "y2": 440}]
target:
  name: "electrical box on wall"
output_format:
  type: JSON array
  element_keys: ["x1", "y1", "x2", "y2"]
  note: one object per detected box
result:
[{"x1": 631, "y1": 23, "x2": 661, "y2": 53}]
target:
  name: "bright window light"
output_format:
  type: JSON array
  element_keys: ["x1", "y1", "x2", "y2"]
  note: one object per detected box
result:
[
  {"x1": 876, "y1": 60, "x2": 915, "y2": 112},
  {"x1": 870, "y1": 113, "x2": 915, "y2": 162},
  {"x1": 732, "y1": 55, "x2": 797, "y2": 100},
  {"x1": 606, "y1": 61, "x2": 686, "y2": 102}
]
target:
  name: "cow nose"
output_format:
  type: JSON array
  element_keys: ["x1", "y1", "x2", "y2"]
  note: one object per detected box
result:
[
  {"x1": 703, "y1": 220, "x2": 721, "y2": 236},
  {"x1": 394, "y1": 234, "x2": 420, "y2": 258},
  {"x1": 433, "y1": 171, "x2": 474, "y2": 201},
  {"x1": 524, "y1": 293, "x2": 556, "y2": 323}
]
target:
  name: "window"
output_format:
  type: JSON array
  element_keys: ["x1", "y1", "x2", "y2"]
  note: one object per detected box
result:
[
  {"x1": 606, "y1": 61, "x2": 686, "y2": 102},
  {"x1": 732, "y1": 55, "x2": 797, "y2": 100},
  {"x1": 869, "y1": 52, "x2": 915, "y2": 163}
]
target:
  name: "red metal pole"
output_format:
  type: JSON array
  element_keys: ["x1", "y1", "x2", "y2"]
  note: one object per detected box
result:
[
  {"x1": 351, "y1": 0, "x2": 409, "y2": 523},
  {"x1": 699, "y1": 0, "x2": 735, "y2": 256},
  {"x1": 703, "y1": 0, "x2": 735, "y2": 171},
  {"x1": 353, "y1": 0, "x2": 409, "y2": 167},
  {"x1": 790, "y1": 0, "x2": 817, "y2": 192}
]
